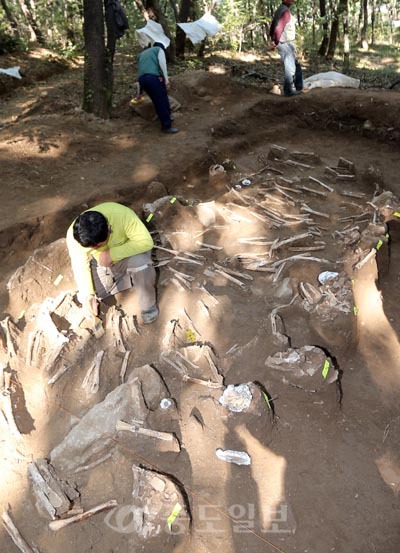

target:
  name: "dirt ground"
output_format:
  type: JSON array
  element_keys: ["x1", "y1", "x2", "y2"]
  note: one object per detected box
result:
[{"x1": 0, "y1": 50, "x2": 400, "y2": 553}]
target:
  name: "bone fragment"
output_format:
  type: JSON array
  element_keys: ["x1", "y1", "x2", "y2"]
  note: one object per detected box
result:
[
  {"x1": 230, "y1": 187, "x2": 251, "y2": 205},
  {"x1": 297, "y1": 185, "x2": 328, "y2": 197},
  {"x1": 47, "y1": 364, "x2": 72, "y2": 386},
  {"x1": 116, "y1": 420, "x2": 180, "y2": 449},
  {"x1": 203, "y1": 347, "x2": 224, "y2": 385},
  {"x1": 289, "y1": 245, "x2": 326, "y2": 252},
  {"x1": 214, "y1": 268, "x2": 248, "y2": 290},
  {"x1": 197, "y1": 300, "x2": 210, "y2": 317},
  {"x1": 218, "y1": 206, "x2": 253, "y2": 223},
  {"x1": 0, "y1": 317, "x2": 17, "y2": 358},
  {"x1": 74, "y1": 453, "x2": 112, "y2": 474},
  {"x1": 170, "y1": 277, "x2": 186, "y2": 292},
  {"x1": 354, "y1": 248, "x2": 376, "y2": 270},
  {"x1": 82, "y1": 350, "x2": 105, "y2": 395},
  {"x1": 174, "y1": 350, "x2": 199, "y2": 370},
  {"x1": 195, "y1": 241, "x2": 223, "y2": 251},
  {"x1": 284, "y1": 159, "x2": 313, "y2": 169},
  {"x1": 301, "y1": 204, "x2": 331, "y2": 220},
  {"x1": 120, "y1": 351, "x2": 131, "y2": 383},
  {"x1": 213, "y1": 263, "x2": 253, "y2": 281},
  {"x1": 272, "y1": 254, "x2": 332, "y2": 268},
  {"x1": 181, "y1": 308, "x2": 202, "y2": 340},
  {"x1": 340, "y1": 190, "x2": 366, "y2": 199},
  {"x1": 198, "y1": 285, "x2": 219, "y2": 305},
  {"x1": 271, "y1": 232, "x2": 312, "y2": 251},
  {"x1": 182, "y1": 375, "x2": 224, "y2": 388},
  {"x1": 226, "y1": 202, "x2": 268, "y2": 222},
  {"x1": 162, "y1": 319, "x2": 179, "y2": 351},
  {"x1": 109, "y1": 309, "x2": 126, "y2": 353},
  {"x1": 238, "y1": 237, "x2": 273, "y2": 246},
  {"x1": 272, "y1": 262, "x2": 287, "y2": 283},
  {"x1": 1, "y1": 388, "x2": 22, "y2": 440},
  {"x1": 309, "y1": 176, "x2": 334, "y2": 192},
  {"x1": 48, "y1": 500, "x2": 117, "y2": 531},
  {"x1": 168, "y1": 267, "x2": 195, "y2": 282},
  {"x1": 2, "y1": 511, "x2": 37, "y2": 553}
]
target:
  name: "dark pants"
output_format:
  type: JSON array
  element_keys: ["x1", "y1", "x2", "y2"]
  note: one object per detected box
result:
[{"x1": 139, "y1": 74, "x2": 172, "y2": 129}]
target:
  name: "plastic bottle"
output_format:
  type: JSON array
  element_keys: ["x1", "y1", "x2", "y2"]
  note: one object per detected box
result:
[{"x1": 215, "y1": 448, "x2": 251, "y2": 465}]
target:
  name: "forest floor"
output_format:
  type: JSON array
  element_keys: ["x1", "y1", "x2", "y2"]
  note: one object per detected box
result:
[{"x1": 0, "y1": 47, "x2": 400, "y2": 553}]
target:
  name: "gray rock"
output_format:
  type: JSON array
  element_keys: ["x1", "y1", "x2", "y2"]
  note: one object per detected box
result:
[{"x1": 50, "y1": 379, "x2": 148, "y2": 475}]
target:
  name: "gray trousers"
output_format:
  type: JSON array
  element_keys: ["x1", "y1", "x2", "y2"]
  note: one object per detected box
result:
[{"x1": 90, "y1": 250, "x2": 156, "y2": 311}]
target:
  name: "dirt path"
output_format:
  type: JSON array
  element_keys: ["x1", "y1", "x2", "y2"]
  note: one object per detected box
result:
[{"x1": 0, "y1": 59, "x2": 399, "y2": 553}]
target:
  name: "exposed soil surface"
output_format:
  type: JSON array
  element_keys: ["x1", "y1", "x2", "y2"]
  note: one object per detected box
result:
[{"x1": 0, "y1": 50, "x2": 400, "y2": 553}]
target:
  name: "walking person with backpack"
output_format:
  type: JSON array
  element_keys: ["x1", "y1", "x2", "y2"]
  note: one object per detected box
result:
[{"x1": 269, "y1": 0, "x2": 303, "y2": 97}]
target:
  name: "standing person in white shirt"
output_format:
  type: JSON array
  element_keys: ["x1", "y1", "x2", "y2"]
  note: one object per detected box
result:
[{"x1": 269, "y1": 0, "x2": 303, "y2": 97}]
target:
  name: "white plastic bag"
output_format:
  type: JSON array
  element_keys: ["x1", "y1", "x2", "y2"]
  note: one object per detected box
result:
[
  {"x1": 136, "y1": 20, "x2": 170, "y2": 49},
  {"x1": 177, "y1": 13, "x2": 222, "y2": 45},
  {"x1": 304, "y1": 71, "x2": 360, "y2": 90}
]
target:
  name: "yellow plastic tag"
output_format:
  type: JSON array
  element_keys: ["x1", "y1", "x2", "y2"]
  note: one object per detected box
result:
[
  {"x1": 376, "y1": 239, "x2": 383, "y2": 251},
  {"x1": 353, "y1": 305, "x2": 358, "y2": 316},
  {"x1": 322, "y1": 360, "x2": 330, "y2": 379},
  {"x1": 170, "y1": 197, "x2": 177, "y2": 204},
  {"x1": 394, "y1": 212, "x2": 400, "y2": 218},
  {"x1": 18, "y1": 310, "x2": 26, "y2": 320},
  {"x1": 385, "y1": 233, "x2": 390, "y2": 239},
  {"x1": 167, "y1": 502, "x2": 182, "y2": 531},
  {"x1": 146, "y1": 213, "x2": 154, "y2": 222},
  {"x1": 185, "y1": 329, "x2": 196, "y2": 342}
]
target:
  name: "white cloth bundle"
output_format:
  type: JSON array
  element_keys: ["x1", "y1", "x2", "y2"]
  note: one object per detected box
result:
[
  {"x1": 304, "y1": 71, "x2": 360, "y2": 90},
  {"x1": 177, "y1": 13, "x2": 222, "y2": 45},
  {"x1": 0, "y1": 66, "x2": 22, "y2": 79},
  {"x1": 136, "y1": 20, "x2": 170, "y2": 49}
]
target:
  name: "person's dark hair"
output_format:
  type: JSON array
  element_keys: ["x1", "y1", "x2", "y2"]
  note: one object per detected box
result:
[
  {"x1": 73, "y1": 211, "x2": 109, "y2": 247},
  {"x1": 153, "y1": 41, "x2": 166, "y2": 51}
]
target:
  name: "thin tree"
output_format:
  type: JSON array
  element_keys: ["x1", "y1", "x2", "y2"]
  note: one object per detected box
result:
[
  {"x1": 342, "y1": 0, "x2": 350, "y2": 71},
  {"x1": 318, "y1": 0, "x2": 329, "y2": 56},
  {"x1": 17, "y1": 0, "x2": 45, "y2": 44},
  {"x1": 175, "y1": 0, "x2": 192, "y2": 58},
  {"x1": 0, "y1": 0, "x2": 20, "y2": 37},
  {"x1": 361, "y1": 0, "x2": 368, "y2": 49},
  {"x1": 82, "y1": 0, "x2": 109, "y2": 118}
]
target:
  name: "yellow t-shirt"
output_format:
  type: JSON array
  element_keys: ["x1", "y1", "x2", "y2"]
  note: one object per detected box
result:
[{"x1": 66, "y1": 202, "x2": 154, "y2": 297}]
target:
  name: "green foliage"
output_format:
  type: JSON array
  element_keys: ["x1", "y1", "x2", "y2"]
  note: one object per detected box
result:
[{"x1": 0, "y1": 32, "x2": 25, "y2": 54}]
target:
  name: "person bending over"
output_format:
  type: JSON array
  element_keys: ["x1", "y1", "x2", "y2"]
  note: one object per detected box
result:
[
  {"x1": 66, "y1": 202, "x2": 158, "y2": 324},
  {"x1": 137, "y1": 42, "x2": 179, "y2": 134}
]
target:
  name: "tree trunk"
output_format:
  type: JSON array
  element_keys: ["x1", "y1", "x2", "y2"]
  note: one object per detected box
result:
[
  {"x1": 17, "y1": 0, "x2": 45, "y2": 44},
  {"x1": 371, "y1": 0, "x2": 375, "y2": 45},
  {"x1": 326, "y1": 9, "x2": 339, "y2": 60},
  {"x1": 0, "y1": 0, "x2": 20, "y2": 37},
  {"x1": 175, "y1": 0, "x2": 192, "y2": 58},
  {"x1": 361, "y1": 0, "x2": 368, "y2": 49},
  {"x1": 318, "y1": 0, "x2": 329, "y2": 56},
  {"x1": 82, "y1": 0, "x2": 110, "y2": 118},
  {"x1": 342, "y1": 0, "x2": 350, "y2": 71}
]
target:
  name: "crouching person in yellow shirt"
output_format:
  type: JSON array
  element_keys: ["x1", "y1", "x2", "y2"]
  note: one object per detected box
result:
[{"x1": 66, "y1": 202, "x2": 158, "y2": 324}]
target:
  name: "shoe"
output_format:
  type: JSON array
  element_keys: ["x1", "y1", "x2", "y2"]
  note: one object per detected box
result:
[
  {"x1": 141, "y1": 304, "x2": 159, "y2": 324},
  {"x1": 284, "y1": 90, "x2": 301, "y2": 97},
  {"x1": 162, "y1": 127, "x2": 179, "y2": 134}
]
